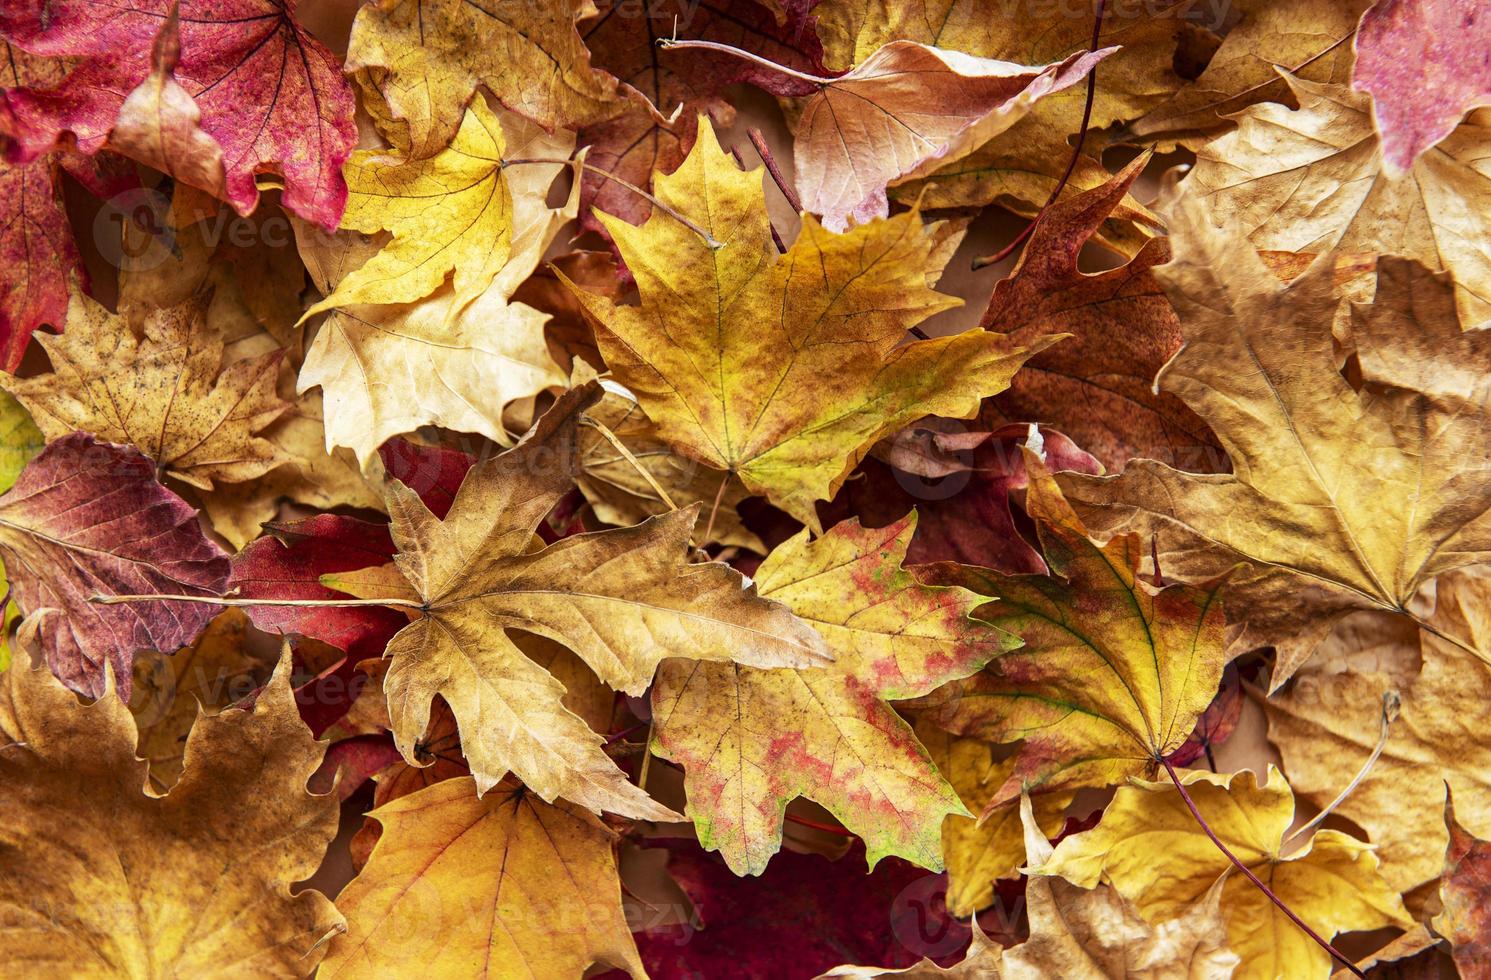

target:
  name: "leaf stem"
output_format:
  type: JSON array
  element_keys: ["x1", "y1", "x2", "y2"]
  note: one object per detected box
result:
[
  {"x1": 503, "y1": 157, "x2": 724, "y2": 249},
  {"x1": 657, "y1": 37, "x2": 837, "y2": 86},
  {"x1": 747, "y1": 127, "x2": 801, "y2": 213},
  {"x1": 971, "y1": 0, "x2": 1107, "y2": 271},
  {"x1": 702, "y1": 469, "x2": 730, "y2": 546},
  {"x1": 579, "y1": 415, "x2": 679, "y2": 512},
  {"x1": 1282, "y1": 691, "x2": 1399, "y2": 853},
  {"x1": 785, "y1": 812, "x2": 857, "y2": 838},
  {"x1": 1159, "y1": 757, "x2": 1365, "y2": 978},
  {"x1": 89, "y1": 592, "x2": 426, "y2": 610}
]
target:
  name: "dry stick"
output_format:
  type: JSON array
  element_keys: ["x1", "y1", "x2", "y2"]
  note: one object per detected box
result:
[
  {"x1": 1159, "y1": 757, "x2": 1366, "y2": 979},
  {"x1": 580, "y1": 415, "x2": 680, "y2": 511},
  {"x1": 1282, "y1": 691, "x2": 1400, "y2": 853},
  {"x1": 502, "y1": 157, "x2": 724, "y2": 249},
  {"x1": 90, "y1": 592, "x2": 425, "y2": 609},
  {"x1": 970, "y1": 0, "x2": 1108, "y2": 272},
  {"x1": 747, "y1": 128, "x2": 802, "y2": 213},
  {"x1": 657, "y1": 37, "x2": 836, "y2": 86},
  {"x1": 702, "y1": 469, "x2": 731, "y2": 546},
  {"x1": 729, "y1": 142, "x2": 788, "y2": 253}
]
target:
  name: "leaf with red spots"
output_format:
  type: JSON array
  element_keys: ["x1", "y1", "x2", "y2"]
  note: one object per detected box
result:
[
  {"x1": 1437, "y1": 791, "x2": 1491, "y2": 977},
  {"x1": 0, "y1": 0, "x2": 357, "y2": 228},
  {"x1": 913, "y1": 452, "x2": 1228, "y2": 806},
  {"x1": 1353, "y1": 0, "x2": 1491, "y2": 174},
  {"x1": 0, "y1": 433, "x2": 229, "y2": 699},
  {"x1": 650, "y1": 513, "x2": 1005, "y2": 875}
]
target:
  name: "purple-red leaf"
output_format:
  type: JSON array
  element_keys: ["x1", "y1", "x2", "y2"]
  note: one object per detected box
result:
[{"x1": 0, "y1": 433, "x2": 229, "y2": 698}]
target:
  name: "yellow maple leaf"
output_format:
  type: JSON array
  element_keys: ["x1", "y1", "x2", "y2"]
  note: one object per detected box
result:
[
  {"x1": 368, "y1": 384, "x2": 830, "y2": 819},
  {"x1": 1040, "y1": 766, "x2": 1409, "y2": 980},
  {"x1": 566, "y1": 119, "x2": 1049, "y2": 529},
  {"x1": 321, "y1": 776, "x2": 643, "y2": 979},
  {"x1": 915, "y1": 454, "x2": 1228, "y2": 801},
  {"x1": 0, "y1": 652, "x2": 342, "y2": 975}
]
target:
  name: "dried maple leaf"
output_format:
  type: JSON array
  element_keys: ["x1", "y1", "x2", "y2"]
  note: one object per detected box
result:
[
  {"x1": 1265, "y1": 565, "x2": 1491, "y2": 891},
  {"x1": 7, "y1": 286, "x2": 292, "y2": 491},
  {"x1": 980, "y1": 158, "x2": 1224, "y2": 474},
  {"x1": 1353, "y1": 0, "x2": 1491, "y2": 173},
  {"x1": 296, "y1": 106, "x2": 572, "y2": 463},
  {"x1": 1123, "y1": 0, "x2": 1368, "y2": 144},
  {"x1": 128, "y1": 609, "x2": 273, "y2": 791},
  {"x1": 1062, "y1": 201, "x2": 1491, "y2": 685},
  {"x1": 371, "y1": 384, "x2": 829, "y2": 819},
  {"x1": 1437, "y1": 792, "x2": 1491, "y2": 978},
  {"x1": 1184, "y1": 72, "x2": 1491, "y2": 326},
  {"x1": 0, "y1": 651, "x2": 341, "y2": 975},
  {"x1": 1042, "y1": 766, "x2": 1409, "y2": 980},
  {"x1": 0, "y1": 0, "x2": 357, "y2": 228},
  {"x1": 347, "y1": 0, "x2": 620, "y2": 160},
  {"x1": 0, "y1": 433, "x2": 228, "y2": 698},
  {"x1": 652, "y1": 514, "x2": 999, "y2": 875},
  {"x1": 822, "y1": 797, "x2": 1239, "y2": 979},
  {"x1": 321, "y1": 776, "x2": 644, "y2": 979},
  {"x1": 789, "y1": 41, "x2": 1110, "y2": 231},
  {"x1": 915, "y1": 455, "x2": 1227, "y2": 803},
  {"x1": 568, "y1": 120, "x2": 1048, "y2": 529}
]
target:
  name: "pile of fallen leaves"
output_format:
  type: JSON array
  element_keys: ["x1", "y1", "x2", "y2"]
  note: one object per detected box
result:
[{"x1": 1, "y1": 0, "x2": 1489, "y2": 976}]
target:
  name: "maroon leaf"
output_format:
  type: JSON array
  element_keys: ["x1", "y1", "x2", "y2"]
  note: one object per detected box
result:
[{"x1": 0, "y1": 433, "x2": 229, "y2": 698}]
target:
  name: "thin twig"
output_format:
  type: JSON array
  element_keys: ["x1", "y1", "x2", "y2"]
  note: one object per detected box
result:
[
  {"x1": 747, "y1": 128, "x2": 802, "y2": 213},
  {"x1": 1283, "y1": 691, "x2": 1400, "y2": 852},
  {"x1": 729, "y1": 142, "x2": 787, "y2": 252},
  {"x1": 580, "y1": 415, "x2": 679, "y2": 511},
  {"x1": 1160, "y1": 757, "x2": 1365, "y2": 978},
  {"x1": 89, "y1": 592, "x2": 425, "y2": 610},
  {"x1": 701, "y1": 469, "x2": 730, "y2": 546},
  {"x1": 971, "y1": 0, "x2": 1108, "y2": 271},
  {"x1": 658, "y1": 37, "x2": 836, "y2": 86},
  {"x1": 504, "y1": 157, "x2": 724, "y2": 249},
  {"x1": 635, "y1": 718, "x2": 656, "y2": 792}
]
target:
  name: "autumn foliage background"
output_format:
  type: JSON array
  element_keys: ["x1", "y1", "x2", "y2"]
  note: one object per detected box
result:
[{"x1": 1, "y1": 0, "x2": 1489, "y2": 977}]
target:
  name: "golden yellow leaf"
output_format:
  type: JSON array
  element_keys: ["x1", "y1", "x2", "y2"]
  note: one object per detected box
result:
[
  {"x1": 651, "y1": 514, "x2": 999, "y2": 875},
  {"x1": 6, "y1": 285, "x2": 292, "y2": 492},
  {"x1": 375, "y1": 384, "x2": 830, "y2": 819},
  {"x1": 296, "y1": 107, "x2": 574, "y2": 464},
  {"x1": 567, "y1": 119, "x2": 1047, "y2": 529},
  {"x1": 0, "y1": 389, "x2": 43, "y2": 673},
  {"x1": 915, "y1": 455, "x2": 1228, "y2": 801},
  {"x1": 346, "y1": 0, "x2": 620, "y2": 160},
  {"x1": 914, "y1": 721, "x2": 1071, "y2": 918},
  {"x1": 321, "y1": 776, "x2": 644, "y2": 979},
  {"x1": 303, "y1": 97, "x2": 525, "y2": 316},
  {"x1": 1041, "y1": 766, "x2": 1409, "y2": 980},
  {"x1": 1185, "y1": 74, "x2": 1491, "y2": 327},
  {"x1": 0, "y1": 652, "x2": 341, "y2": 976},
  {"x1": 1062, "y1": 198, "x2": 1491, "y2": 685},
  {"x1": 1265, "y1": 565, "x2": 1491, "y2": 891}
]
